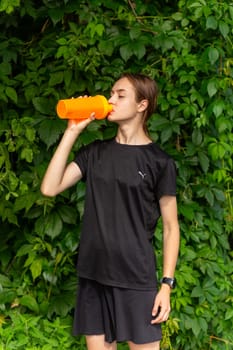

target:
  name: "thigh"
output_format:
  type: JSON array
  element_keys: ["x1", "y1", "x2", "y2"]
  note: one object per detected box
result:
[
  {"x1": 86, "y1": 335, "x2": 117, "y2": 350},
  {"x1": 128, "y1": 340, "x2": 160, "y2": 350}
]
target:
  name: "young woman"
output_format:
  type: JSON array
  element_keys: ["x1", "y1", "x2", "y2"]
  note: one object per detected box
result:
[{"x1": 41, "y1": 73, "x2": 180, "y2": 350}]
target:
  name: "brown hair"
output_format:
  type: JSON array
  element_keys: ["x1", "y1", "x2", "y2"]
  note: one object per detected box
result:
[{"x1": 120, "y1": 73, "x2": 159, "y2": 134}]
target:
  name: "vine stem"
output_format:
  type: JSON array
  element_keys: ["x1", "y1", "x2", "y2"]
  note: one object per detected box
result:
[{"x1": 209, "y1": 335, "x2": 233, "y2": 349}]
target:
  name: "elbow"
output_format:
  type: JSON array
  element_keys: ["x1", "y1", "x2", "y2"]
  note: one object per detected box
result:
[{"x1": 40, "y1": 184, "x2": 57, "y2": 197}]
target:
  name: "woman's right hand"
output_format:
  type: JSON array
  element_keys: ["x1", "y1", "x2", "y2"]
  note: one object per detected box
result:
[
  {"x1": 66, "y1": 95, "x2": 95, "y2": 133},
  {"x1": 67, "y1": 112, "x2": 95, "y2": 134}
]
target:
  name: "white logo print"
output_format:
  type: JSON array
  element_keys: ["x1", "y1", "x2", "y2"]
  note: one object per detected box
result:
[{"x1": 138, "y1": 171, "x2": 147, "y2": 179}]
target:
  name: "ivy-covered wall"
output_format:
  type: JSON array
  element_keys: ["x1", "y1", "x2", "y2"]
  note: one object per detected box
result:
[{"x1": 0, "y1": 1, "x2": 232, "y2": 349}]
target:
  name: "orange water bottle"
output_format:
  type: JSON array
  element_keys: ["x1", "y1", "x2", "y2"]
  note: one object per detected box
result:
[{"x1": 56, "y1": 95, "x2": 113, "y2": 122}]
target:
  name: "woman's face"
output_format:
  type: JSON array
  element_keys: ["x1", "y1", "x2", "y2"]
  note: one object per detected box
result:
[{"x1": 108, "y1": 77, "x2": 142, "y2": 123}]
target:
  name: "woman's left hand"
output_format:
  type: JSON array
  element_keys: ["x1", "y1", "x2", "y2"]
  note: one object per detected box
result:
[{"x1": 151, "y1": 285, "x2": 171, "y2": 324}]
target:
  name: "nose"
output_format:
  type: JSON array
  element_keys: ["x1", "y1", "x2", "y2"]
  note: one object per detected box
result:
[{"x1": 108, "y1": 94, "x2": 115, "y2": 104}]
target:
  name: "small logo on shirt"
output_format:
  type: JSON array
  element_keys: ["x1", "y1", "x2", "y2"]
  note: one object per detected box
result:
[{"x1": 138, "y1": 171, "x2": 147, "y2": 179}]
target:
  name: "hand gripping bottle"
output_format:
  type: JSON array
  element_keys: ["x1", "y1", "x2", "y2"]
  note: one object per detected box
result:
[{"x1": 56, "y1": 95, "x2": 113, "y2": 122}]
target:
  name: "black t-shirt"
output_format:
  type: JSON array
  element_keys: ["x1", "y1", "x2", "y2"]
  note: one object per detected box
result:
[{"x1": 74, "y1": 138, "x2": 177, "y2": 290}]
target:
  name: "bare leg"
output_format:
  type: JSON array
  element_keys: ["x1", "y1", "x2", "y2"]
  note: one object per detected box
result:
[
  {"x1": 128, "y1": 340, "x2": 160, "y2": 350},
  {"x1": 86, "y1": 335, "x2": 117, "y2": 350}
]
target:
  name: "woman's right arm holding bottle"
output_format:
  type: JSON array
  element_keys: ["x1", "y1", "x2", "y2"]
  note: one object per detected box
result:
[{"x1": 41, "y1": 116, "x2": 94, "y2": 197}]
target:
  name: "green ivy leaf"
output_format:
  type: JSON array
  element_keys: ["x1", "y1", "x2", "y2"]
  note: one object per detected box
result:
[
  {"x1": 0, "y1": 0, "x2": 20, "y2": 14},
  {"x1": 208, "y1": 47, "x2": 219, "y2": 65},
  {"x1": 192, "y1": 128, "x2": 202, "y2": 146},
  {"x1": 229, "y1": 6, "x2": 233, "y2": 20},
  {"x1": 206, "y1": 16, "x2": 218, "y2": 30},
  {"x1": 57, "y1": 205, "x2": 77, "y2": 224},
  {"x1": 198, "y1": 151, "x2": 209, "y2": 173},
  {"x1": 207, "y1": 80, "x2": 218, "y2": 97},
  {"x1": 43, "y1": 272, "x2": 57, "y2": 285},
  {"x1": 48, "y1": 292, "x2": 75, "y2": 318},
  {"x1": 0, "y1": 202, "x2": 18, "y2": 225},
  {"x1": 215, "y1": 116, "x2": 232, "y2": 133},
  {"x1": 0, "y1": 274, "x2": 11, "y2": 287},
  {"x1": 64, "y1": 231, "x2": 79, "y2": 252},
  {"x1": 172, "y1": 12, "x2": 183, "y2": 21},
  {"x1": 48, "y1": 8, "x2": 64, "y2": 25},
  {"x1": 219, "y1": 21, "x2": 229, "y2": 38},
  {"x1": 25, "y1": 127, "x2": 36, "y2": 142},
  {"x1": 33, "y1": 97, "x2": 51, "y2": 115},
  {"x1": 205, "y1": 189, "x2": 214, "y2": 206},
  {"x1": 120, "y1": 44, "x2": 133, "y2": 61},
  {"x1": 212, "y1": 188, "x2": 225, "y2": 202},
  {"x1": 225, "y1": 308, "x2": 233, "y2": 321},
  {"x1": 0, "y1": 290, "x2": 17, "y2": 304},
  {"x1": 179, "y1": 204, "x2": 195, "y2": 220},
  {"x1": 133, "y1": 42, "x2": 146, "y2": 60},
  {"x1": 56, "y1": 37, "x2": 67, "y2": 45},
  {"x1": 95, "y1": 23, "x2": 105, "y2": 37},
  {"x1": 38, "y1": 119, "x2": 65, "y2": 148},
  {"x1": 129, "y1": 27, "x2": 141, "y2": 40},
  {"x1": 64, "y1": 69, "x2": 73, "y2": 88},
  {"x1": 208, "y1": 142, "x2": 228, "y2": 160},
  {"x1": 48, "y1": 71, "x2": 64, "y2": 87},
  {"x1": 198, "y1": 317, "x2": 208, "y2": 333},
  {"x1": 5, "y1": 86, "x2": 17, "y2": 103},
  {"x1": 0, "y1": 62, "x2": 11, "y2": 75},
  {"x1": 161, "y1": 128, "x2": 172, "y2": 144},
  {"x1": 191, "y1": 285, "x2": 203, "y2": 298},
  {"x1": 44, "y1": 212, "x2": 63, "y2": 239},
  {"x1": 98, "y1": 40, "x2": 114, "y2": 56},
  {"x1": 30, "y1": 259, "x2": 42, "y2": 280},
  {"x1": 150, "y1": 116, "x2": 169, "y2": 130},
  {"x1": 20, "y1": 148, "x2": 33, "y2": 162},
  {"x1": 20, "y1": 295, "x2": 39, "y2": 313},
  {"x1": 14, "y1": 192, "x2": 38, "y2": 212},
  {"x1": 212, "y1": 100, "x2": 224, "y2": 118},
  {"x1": 16, "y1": 244, "x2": 33, "y2": 257}
]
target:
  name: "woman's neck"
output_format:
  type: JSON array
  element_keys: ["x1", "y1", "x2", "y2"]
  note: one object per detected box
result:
[{"x1": 116, "y1": 126, "x2": 152, "y2": 145}]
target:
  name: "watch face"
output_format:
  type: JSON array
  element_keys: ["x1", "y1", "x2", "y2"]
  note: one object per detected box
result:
[{"x1": 170, "y1": 279, "x2": 176, "y2": 288}]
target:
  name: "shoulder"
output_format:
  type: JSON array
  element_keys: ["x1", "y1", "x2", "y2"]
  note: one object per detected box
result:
[
  {"x1": 76, "y1": 138, "x2": 115, "y2": 160},
  {"x1": 147, "y1": 143, "x2": 177, "y2": 178},
  {"x1": 79, "y1": 138, "x2": 113, "y2": 151},
  {"x1": 149, "y1": 143, "x2": 171, "y2": 160},
  {"x1": 147, "y1": 143, "x2": 175, "y2": 167}
]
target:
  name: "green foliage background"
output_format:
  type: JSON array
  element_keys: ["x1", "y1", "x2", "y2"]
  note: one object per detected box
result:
[{"x1": 0, "y1": 0, "x2": 232, "y2": 349}]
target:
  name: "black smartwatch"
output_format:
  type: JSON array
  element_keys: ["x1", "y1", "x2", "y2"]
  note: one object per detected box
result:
[{"x1": 161, "y1": 277, "x2": 176, "y2": 289}]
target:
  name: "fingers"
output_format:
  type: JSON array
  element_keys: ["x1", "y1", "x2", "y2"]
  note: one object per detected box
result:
[
  {"x1": 68, "y1": 95, "x2": 95, "y2": 128},
  {"x1": 151, "y1": 303, "x2": 171, "y2": 324},
  {"x1": 72, "y1": 95, "x2": 88, "y2": 99},
  {"x1": 68, "y1": 112, "x2": 95, "y2": 130}
]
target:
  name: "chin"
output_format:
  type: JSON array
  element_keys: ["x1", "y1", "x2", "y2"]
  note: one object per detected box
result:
[
  {"x1": 107, "y1": 114, "x2": 115, "y2": 122},
  {"x1": 108, "y1": 114, "x2": 124, "y2": 123}
]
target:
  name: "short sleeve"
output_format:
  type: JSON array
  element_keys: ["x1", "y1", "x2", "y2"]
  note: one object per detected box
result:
[
  {"x1": 73, "y1": 144, "x2": 91, "y2": 180},
  {"x1": 156, "y1": 158, "x2": 177, "y2": 200}
]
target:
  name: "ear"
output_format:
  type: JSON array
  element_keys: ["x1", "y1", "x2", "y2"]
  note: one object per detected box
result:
[{"x1": 137, "y1": 99, "x2": 148, "y2": 113}]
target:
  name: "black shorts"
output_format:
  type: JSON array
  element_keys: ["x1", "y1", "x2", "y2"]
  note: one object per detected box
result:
[{"x1": 73, "y1": 278, "x2": 162, "y2": 344}]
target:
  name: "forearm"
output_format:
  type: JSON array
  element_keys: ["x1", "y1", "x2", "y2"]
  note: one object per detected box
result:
[
  {"x1": 162, "y1": 222, "x2": 180, "y2": 278},
  {"x1": 159, "y1": 196, "x2": 180, "y2": 279},
  {"x1": 151, "y1": 222, "x2": 179, "y2": 323},
  {"x1": 40, "y1": 127, "x2": 81, "y2": 196}
]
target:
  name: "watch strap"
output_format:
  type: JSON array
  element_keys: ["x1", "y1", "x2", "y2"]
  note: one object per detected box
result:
[{"x1": 161, "y1": 277, "x2": 176, "y2": 289}]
